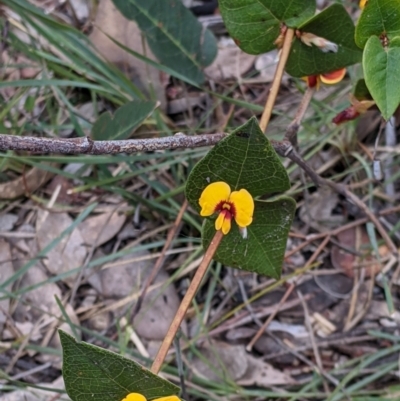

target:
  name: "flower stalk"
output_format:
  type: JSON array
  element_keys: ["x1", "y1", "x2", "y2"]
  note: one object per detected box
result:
[{"x1": 151, "y1": 230, "x2": 224, "y2": 375}]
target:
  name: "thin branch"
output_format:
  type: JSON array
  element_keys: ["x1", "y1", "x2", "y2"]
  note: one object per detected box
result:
[
  {"x1": 285, "y1": 86, "x2": 315, "y2": 147},
  {"x1": 0, "y1": 132, "x2": 227, "y2": 154},
  {"x1": 131, "y1": 200, "x2": 188, "y2": 321},
  {"x1": 246, "y1": 282, "x2": 295, "y2": 352}
]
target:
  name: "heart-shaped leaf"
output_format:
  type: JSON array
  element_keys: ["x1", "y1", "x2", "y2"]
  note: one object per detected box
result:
[
  {"x1": 185, "y1": 116, "x2": 290, "y2": 214},
  {"x1": 112, "y1": 0, "x2": 217, "y2": 84},
  {"x1": 218, "y1": 0, "x2": 315, "y2": 54},
  {"x1": 91, "y1": 100, "x2": 157, "y2": 141},
  {"x1": 60, "y1": 330, "x2": 180, "y2": 401},
  {"x1": 354, "y1": 79, "x2": 373, "y2": 100},
  {"x1": 363, "y1": 36, "x2": 400, "y2": 120},
  {"x1": 355, "y1": 0, "x2": 400, "y2": 48},
  {"x1": 286, "y1": 4, "x2": 362, "y2": 77},
  {"x1": 185, "y1": 117, "x2": 295, "y2": 279},
  {"x1": 202, "y1": 197, "x2": 296, "y2": 278}
]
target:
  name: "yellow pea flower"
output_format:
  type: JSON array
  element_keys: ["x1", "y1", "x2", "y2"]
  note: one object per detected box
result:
[
  {"x1": 121, "y1": 394, "x2": 180, "y2": 401},
  {"x1": 122, "y1": 394, "x2": 146, "y2": 401},
  {"x1": 199, "y1": 181, "x2": 254, "y2": 235},
  {"x1": 359, "y1": 0, "x2": 367, "y2": 9}
]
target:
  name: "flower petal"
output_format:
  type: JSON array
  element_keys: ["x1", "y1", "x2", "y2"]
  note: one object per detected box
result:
[
  {"x1": 199, "y1": 181, "x2": 231, "y2": 216},
  {"x1": 153, "y1": 397, "x2": 181, "y2": 401},
  {"x1": 229, "y1": 189, "x2": 254, "y2": 228},
  {"x1": 359, "y1": 0, "x2": 367, "y2": 9},
  {"x1": 122, "y1": 394, "x2": 147, "y2": 401},
  {"x1": 320, "y1": 68, "x2": 346, "y2": 85},
  {"x1": 215, "y1": 210, "x2": 231, "y2": 235}
]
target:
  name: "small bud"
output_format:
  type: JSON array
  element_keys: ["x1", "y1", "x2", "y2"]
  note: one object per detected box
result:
[
  {"x1": 300, "y1": 32, "x2": 338, "y2": 53},
  {"x1": 332, "y1": 96, "x2": 375, "y2": 125},
  {"x1": 332, "y1": 107, "x2": 360, "y2": 125}
]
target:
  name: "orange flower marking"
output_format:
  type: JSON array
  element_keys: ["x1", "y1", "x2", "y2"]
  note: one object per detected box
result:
[
  {"x1": 304, "y1": 68, "x2": 346, "y2": 90},
  {"x1": 199, "y1": 181, "x2": 254, "y2": 235},
  {"x1": 320, "y1": 69, "x2": 346, "y2": 84}
]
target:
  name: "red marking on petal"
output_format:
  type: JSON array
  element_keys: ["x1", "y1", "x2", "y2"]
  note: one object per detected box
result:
[
  {"x1": 229, "y1": 202, "x2": 236, "y2": 219},
  {"x1": 216, "y1": 201, "x2": 236, "y2": 218},
  {"x1": 220, "y1": 209, "x2": 232, "y2": 220}
]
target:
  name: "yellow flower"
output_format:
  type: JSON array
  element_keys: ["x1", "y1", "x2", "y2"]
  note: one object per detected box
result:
[
  {"x1": 121, "y1": 394, "x2": 180, "y2": 401},
  {"x1": 199, "y1": 181, "x2": 254, "y2": 235},
  {"x1": 359, "y1": 0, "x2": 367, "y2": 9},
  {"x1": 122, "y1": 394, "x2": 146, "y2": 401}
]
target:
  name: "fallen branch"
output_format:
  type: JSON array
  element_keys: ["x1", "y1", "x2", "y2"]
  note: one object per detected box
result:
[{"x1": 0, "y1": 132, "x2": 227, "y2": 154}]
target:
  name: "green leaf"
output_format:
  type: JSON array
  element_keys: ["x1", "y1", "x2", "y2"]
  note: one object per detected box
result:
[
  {"x1": 218, "y1": 0, "x2": 315, "y2": 54},
  {"x1": 354, "y1": 79, "x2": 373, "y2": 100},
  {"x1": 60, "y1": 330, "x2": 180, "y2": 401},
  {"x1": 91, "y1": 100, "x2": 157, "y2": 141},
  {"x1": 202, "y1": 197, "x2": 296, "y2": 278},
  {"x1": 185, "y1": 117, "x2": 295, "y2": 279},
  {"x1": 355, "y1": 0, "x2": 400, "y2": 48},
  {"x1": 185, "y1": 116, "x2": 290, "y2": 213},
  {"x1": 111, "y1": 0, "x2": 217, "y2": 84},
  {"x1": 286, "y1": 4, "x2": 362, "y2": 77},
  {"x1": 363, "y1": 35, "x2": 400, "y2": 120}
]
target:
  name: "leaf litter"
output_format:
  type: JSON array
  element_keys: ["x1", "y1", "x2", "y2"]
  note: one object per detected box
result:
[{"x1": 0, "y1": 1, "x2": 400, "y2": 400}]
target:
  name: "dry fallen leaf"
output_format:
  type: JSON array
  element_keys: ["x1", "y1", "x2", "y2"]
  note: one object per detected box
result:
[
  {"x1": 88, "y1": 249, "x2": 184, "y2": 341},
  {"x1": 36, "y1": 210, "x2": 87, "y2": 286},
  {"x1": 90, "y1": 0, "x2": 168, "y2": 109},
  {"x1": 205, "y1": 37, "x2": 256, "y2": 81},
  {"x1": 238, "y1": 353, "x2": 296, "y2": 387},
  {"x1": 10, "y1": 224, "x2": 62, "y2": 323},
  {"x1": 37, "y1": 303, "x2": 80, "y2": 369},
  {"x1": 0, "y1": 164, "x2": 56, "y2": 200},
  {"x1": 191, "y1": 341, "x2": 295, "y2": 386},
  {"x1": 254, "y1": 51, "x2": 285, "y2": 83},
  {"x1": 79, "y1": 206, "x2": 127, "y2": 247},
  {"x1": 331, "y1": 227, "x2": 386, "y2": 278},
  {"x1": 191, "y1": 341, "x2": 248, "y2": 381},
  {"x1": 0, "y1": 240, "x2": 14, "y2": 335},
  {"x1": 299, "y1": 186, "x2": 345, "y2": 231},
  {"x1": 0, "y1": 214, "x2": 18, "y2": 231},
  {"x1": 13, "y1": 260, "x2": 62, "y2": 321},
  {"x1": 69, "y1": 0, "x2": 90, "y2": 22}
]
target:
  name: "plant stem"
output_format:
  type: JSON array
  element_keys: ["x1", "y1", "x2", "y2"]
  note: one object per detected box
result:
[
  {"x1": 285, "y1": 86, "x2": 315, "y2": 147},
  {"x1": 150, "y1": 230, "x2": 224, "y2": 374},
  {"x1": 259, "y1": 28, "x2": 294, "y2": 133}
]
